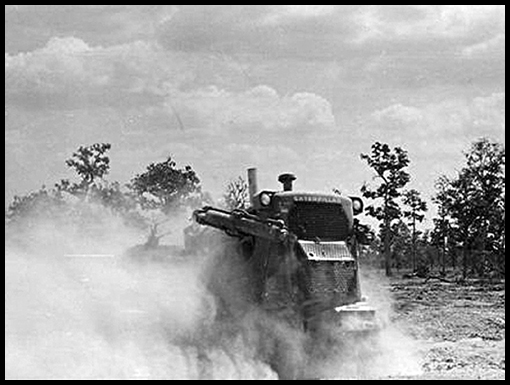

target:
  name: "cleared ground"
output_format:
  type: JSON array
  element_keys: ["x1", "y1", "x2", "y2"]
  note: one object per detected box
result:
[{"x1": 385, "y1": 276, "x2": 505, "y2": 380}]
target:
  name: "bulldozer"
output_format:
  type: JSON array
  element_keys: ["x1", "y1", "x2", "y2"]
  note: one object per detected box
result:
[{"x1": 190, "y1": 168, "x2": 377, "y2": 336}]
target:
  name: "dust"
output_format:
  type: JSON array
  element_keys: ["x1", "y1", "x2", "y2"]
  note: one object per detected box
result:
[
  {"x1": 356, "y1": 268, "x2": 424, "y2": 379},
  {"x1": 4, "y1": 207, "x2": 286, "y2": 380},
  {"x1": 5, "y1": 205, "x2": 422, "y2": 380},
  {"x1": 300, "y1": 267, "x2": 423, "y2": 380}
]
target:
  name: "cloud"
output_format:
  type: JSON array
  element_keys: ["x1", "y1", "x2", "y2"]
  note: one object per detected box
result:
[
  {"x1": 471, "y1": 93, "x2": 506, "y2": 133},
  {"x1": 355, "y1": 5, "x2": 505, "y2": 42},
  {"x1": 346, "y1": 5, "x2": 505, "y2": 91},
  {"x1": 5, "y1": 37, "x2": 191, "y2": 110},
  {"x1": 5, "y1": 35, "x2": 337, "y2": 129},
  {"x1": 5, "y1": 5, "x2": 505, "y2": 214},
  {"x1": 372, "y1": 104, "x2": 423, "y2": 127},
  {"x1": 5, "y1": 5, "x2": 178, "y2": 53},
  {"x1": 165, "y1": 85, "x2": 336, "y2": 131},
  {"x1": 6, "y1": 5, "x2": 504, "y2": 71},
  {"x1": 157, "y1": 5, "x2": 364, "y2": 60},
  {"x1": 431, "y1": 5, "x2": 505, "y2": 39},
  {"x1": 372, "y1": 93, "x2": 505, "y2": 141},
  {"x1": 368, "y1": 93, "x2": 505, "y2": 218},
  {"x1": 163, "y1": 5, "x2": 508, "y2": 96},
  {"x1": 5, "y1": 5, "x2": 505, "y2": 112},
  {"x1": 156, "y1": 5, "x2": 505, "y2": 63},
  {"x1": 5, "y1": 37, "x2": 106, "y2": 99},
  {"x1": 462, "y1": 33, "x2": 505, "y2": 58}
]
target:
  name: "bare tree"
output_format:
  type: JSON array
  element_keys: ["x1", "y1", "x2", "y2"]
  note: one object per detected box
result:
[{"x1": 223, "y1": 176, "x2": 249, "y2": 210}]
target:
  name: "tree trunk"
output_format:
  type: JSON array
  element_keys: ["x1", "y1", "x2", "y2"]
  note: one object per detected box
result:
[
  {"x1": 441, "y1": 235, "x2": 446, "y2": 275},
  {"x1": 384, "y1": 222, "x2": 392, "y2": 276},
  {"x1": 462, "y1": 243, "x2": 468, "y2": 279},
  {"x1": 412, "y1": 217, "x2": 416, "y2": 272}
]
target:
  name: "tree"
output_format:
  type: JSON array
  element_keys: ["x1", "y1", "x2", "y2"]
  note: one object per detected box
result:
[
  {"x1": 5, "y1": 185, "x2": 65, "y2": 223},
  {"x1": 6, "y1": 142, "x2": 149, "y2": 233},
  {"x1": 389, "y1": 219, "x2": 412, "y2": 272},
  {"x1": 433, "y1": 138, "x2": 505, "y2": 278},
  {"x1": 65, "y1": 143, "x2": 111, "y2": 187},
  {"x1": 223, "y1": 176, "x2": 250, "y2": 210},
  {"x1": 353, "y1": 219, "x2": 375, "y2": 246},
  {"x1": 360, "y1": 142, "x2": 411, "y2": 276},
  {"x1": 415, "y1": 231, "x2": 437, "y2": 276},
  {"x1": 432, "y1": 176, "x2": 456, "y2": 273},
  {"x1": 462, "y1": 138, "x2": 505, "y2": 277},
  {"x1": 129, "y1": 156, "x2": 202, "y2": 214},
  {"x1": 333, "y1": 188, "x2": 375, "y2": 258},
  {"x1": 7, "y1": 143, "x2": 114, "y2": 223},
  {"x1": 54, "y1": 142, "x2": 113, "y2": 200},
  {"x1": 402, "y1": 189, "x2": 428, "y2": 271},
  {"x1": 57, "y1": 143, "x2": 143, "y2": 218}
]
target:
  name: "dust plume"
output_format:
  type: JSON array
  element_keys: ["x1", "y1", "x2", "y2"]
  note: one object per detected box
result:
[
  {"x1": 5, "y1": 203, "x2": 423, "y2": 380},
  {"x1": 356, "y1": 268, "x2": 424, "y2": 379},
  {"x1": 299, "y1": 267, "x2": 423, "y2": 380},
  {"x1": 4, "y1": 207, "x2": 297, "y2": 380}
]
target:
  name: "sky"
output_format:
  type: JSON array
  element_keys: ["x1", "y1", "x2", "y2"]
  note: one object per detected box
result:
[{"x1": 4, "y1": 5, "x2": 506, "y2": 228}]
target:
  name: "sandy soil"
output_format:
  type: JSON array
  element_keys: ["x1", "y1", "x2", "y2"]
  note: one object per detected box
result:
[{"x1": 385, "y1": 276, "x2": 505, "y2": 380}]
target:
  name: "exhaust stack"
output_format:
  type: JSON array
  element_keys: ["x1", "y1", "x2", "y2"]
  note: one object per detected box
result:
[
  {"x1": 247, "y1": 168, "x2": 258, "y2": 206},
  {"x1": 278, "y1": 173, "x2": 296, "y2": 191}
]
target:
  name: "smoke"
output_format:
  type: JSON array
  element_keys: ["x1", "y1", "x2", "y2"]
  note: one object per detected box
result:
[{"x1": 5, "y1": 205, "x2": 423, "y2": 380}]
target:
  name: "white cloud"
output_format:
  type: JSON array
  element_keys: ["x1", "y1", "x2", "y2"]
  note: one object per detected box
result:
[
  {"x1": 5, "y1": 5, "x2": 505, "y2": 114},
  {"x1": 166, "y1": 85, "x2": 336, "y2": 131},
  {"x1": 356, "y1": 5, "x2": 505, "y2": 42},
  {"x1": 462, "y1": 33, "x2": 505, "y2": 58},
  {"x1": 372, "y1": 93, "x2": 505, "y2": 140},
  {"x1": 282, "y1": 5, "x2": 336, "y2": 18},
  {"x1": 471, "y1": 93, "x2": 506, "y2": 132},
  {"x1": 372, "y1": 104, "x2": 423, "y2": 127},
  {"x1": 367, "y1": 92, "x2": 505, "y2": 222},
  {"x1": 4, "y1": 33, "x2": 338, "y2": 186},
  {"x1": 261, "y1": 5, "x2": 338, "y2": 25},
  {"x1": 42, "y1": 36, "x2": 93, "y2": 54},
  {"x1": 5, "y1": 5, "x2": 178, "y2": 53},
  {"x1": 221, "y1": 143, "x2": 300, "y2": 165},
  {"x1": 5, "y1": 37, "x2": 194, "y2": 109},
  {"x1": 5, "y1": 37, "x2": 107, "y2": 94},
  {"x1": 6, "y1": 34, "x2": 339, "y2": 133},
  {"x1": 432, "y1": 5, "x2": 505, "y2": 38}
]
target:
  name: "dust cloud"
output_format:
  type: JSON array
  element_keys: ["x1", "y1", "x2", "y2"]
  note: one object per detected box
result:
[
  {"x1": 5, "y1": 209, "x2": 283, "y2": 380},
  {"x1": 5, "y1": 207, "x2": 422, "y2": 380},
  {"x1": 357, "y1": 268, "x2": 423, "y2": 379},
  {"x1": 300, "y1": 268, "x2": 423, "y2": 380}
]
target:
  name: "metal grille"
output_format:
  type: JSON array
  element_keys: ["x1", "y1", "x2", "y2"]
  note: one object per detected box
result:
[
  {"x1": 308, "y1": 260, "x2": 358, "y2": 303},
  {"x1": 288, "y1": 202, "x2": 350, "y2": 241}
]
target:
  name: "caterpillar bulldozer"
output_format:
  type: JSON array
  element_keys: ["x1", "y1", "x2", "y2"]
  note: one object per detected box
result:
[{"x1": 190, "y1": 168, "x2": 377, "y2": 336}]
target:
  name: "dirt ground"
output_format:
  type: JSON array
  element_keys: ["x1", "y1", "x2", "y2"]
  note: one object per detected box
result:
[{"x1": 384, "y1": 276, "x2": 505, "y2": 380}]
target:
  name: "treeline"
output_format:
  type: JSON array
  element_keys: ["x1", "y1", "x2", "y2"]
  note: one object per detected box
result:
[
  {"x1": 5, "y1": 143, "x2": 212, "y2": 246},
  {"x1": 357, "y1": 138, "x2": 505, "y2": 279},
  {"x1": 6, "y1": 137, "x2": 505, "y2": 279}
]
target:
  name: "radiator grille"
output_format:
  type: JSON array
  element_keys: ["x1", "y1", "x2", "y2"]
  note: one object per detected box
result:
[
  {"x1": 288, "y1": 202, "x2": 350, "y2": 241},
  {"x1": 308, "y1": 260, "x2": 359, "y2": 305}
]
